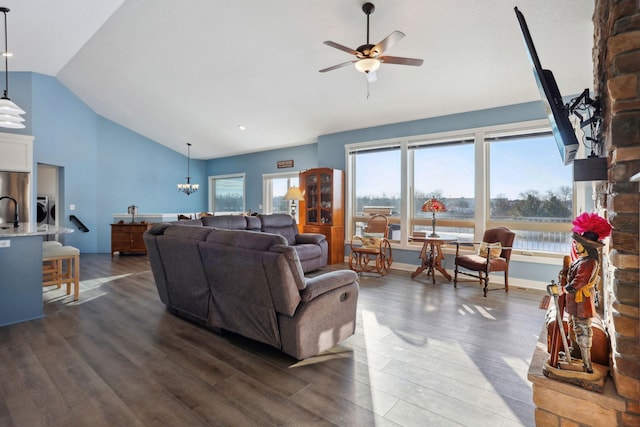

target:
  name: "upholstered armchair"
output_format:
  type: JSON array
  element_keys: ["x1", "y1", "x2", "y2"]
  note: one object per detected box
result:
[{"x1": 453, "y1": 227, "x2": 515, "y2": 296}]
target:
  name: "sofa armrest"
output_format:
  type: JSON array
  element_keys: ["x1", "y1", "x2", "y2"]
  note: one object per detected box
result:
[
  {"x1": 300, "y1": 270, "x2": 358, "y2": 302},
  {"x1": 295, "y1": 233, "x2": 326, "y2": 245}
]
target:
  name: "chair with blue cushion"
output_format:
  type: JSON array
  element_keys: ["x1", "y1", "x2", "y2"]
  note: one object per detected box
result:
[{"x1": 349, "y1": 214, "x2": 393, "y2": 275}]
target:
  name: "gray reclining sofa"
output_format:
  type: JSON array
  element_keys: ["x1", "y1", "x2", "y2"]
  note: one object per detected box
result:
[
  {"x1": 176, "y1": 213, "x2": 328, "y2": 273},
  {"x1": 143, "y1": 224, "x2": 359, "y2": 359}
]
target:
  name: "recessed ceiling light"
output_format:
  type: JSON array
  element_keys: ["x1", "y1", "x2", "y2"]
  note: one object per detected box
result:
[{"x1": 237, "y1": 125, "x2": 246, "y2": 131}]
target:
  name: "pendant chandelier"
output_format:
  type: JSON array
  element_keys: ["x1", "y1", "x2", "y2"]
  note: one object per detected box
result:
[
  {"x1": 0, "y1": 7, "x2": 25, "y2": 129},
  {"x1": 177, "y1": 143, "x2": 199, "y2": 196}
]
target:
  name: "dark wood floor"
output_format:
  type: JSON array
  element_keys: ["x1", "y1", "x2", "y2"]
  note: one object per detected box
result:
[{"x1": 0, "y1": 254, "x2": 547, "y2": 427}]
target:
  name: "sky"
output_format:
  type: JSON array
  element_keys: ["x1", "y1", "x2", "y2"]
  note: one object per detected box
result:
[{"x1": 355, "y1": 134, "x2": 573, "y2": 200}]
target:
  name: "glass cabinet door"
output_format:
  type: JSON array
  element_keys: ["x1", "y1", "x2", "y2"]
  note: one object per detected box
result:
[
  {"x1": 320, "y1": 172, "x2": 332, "y2": 224},
  {"x1": 301, "y1": 168, "x2": 342, "y2": 227},
  {"x1": 305, "y1": 173, "x2": 318, "y2": 223}
]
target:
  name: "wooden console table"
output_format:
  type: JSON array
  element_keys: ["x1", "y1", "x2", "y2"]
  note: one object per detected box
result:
[
  {"x1": 111, "y1": 223, "x2": 150, "y2": 256},
  {"x1": 410, "y1": 235, "x2": 457, "y2": 284}
]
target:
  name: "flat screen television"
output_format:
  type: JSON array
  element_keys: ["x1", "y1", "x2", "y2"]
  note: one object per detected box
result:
[{"x1": 514, "y1": 7, "x2": 579, "y2": 165}]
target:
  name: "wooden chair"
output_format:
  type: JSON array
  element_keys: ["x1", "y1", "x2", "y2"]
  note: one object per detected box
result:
[
  {"x1": 43, "y1": 244, "x2": 80, "y2": 301},
  {"x1": 453, "y1": 227, "x2": 515, "y2": 297},
  {"x1": 349, "y1": 214, "x2": 393, "y2": 275}
]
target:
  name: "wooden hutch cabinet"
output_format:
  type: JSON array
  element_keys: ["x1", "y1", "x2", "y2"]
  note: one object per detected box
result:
[
  {"x1": 299, "y1": 168, "x2": 344, "y2": 264},
  {"x1": 111, "y1": 223, "x2": 149, "y2": 256}
]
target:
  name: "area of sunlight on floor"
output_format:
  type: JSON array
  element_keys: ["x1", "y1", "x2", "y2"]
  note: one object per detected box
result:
[
  {"x1": 359, "y1": 304, "x2": 533, "y2": 426},
  {"x1": 43, "y1": 273, "x2": 133, "y2": 305}
]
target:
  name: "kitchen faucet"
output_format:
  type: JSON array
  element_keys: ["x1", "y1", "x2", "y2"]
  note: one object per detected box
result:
[{"x1": 0, "y1": 196, "x2": 19, "y2": 227}]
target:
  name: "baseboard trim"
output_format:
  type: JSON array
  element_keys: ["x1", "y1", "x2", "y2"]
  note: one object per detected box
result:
[{"x1": 345, "y1": 259, "x2": 547, "y2": 292}]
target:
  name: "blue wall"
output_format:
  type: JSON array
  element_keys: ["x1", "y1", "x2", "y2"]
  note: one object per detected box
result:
[
  {"x1": 95, "y1": 118, "x2": 207, "y2": 252},
  {"x1": 10, "y1": 73, "x2": 208, "y2": 253}
]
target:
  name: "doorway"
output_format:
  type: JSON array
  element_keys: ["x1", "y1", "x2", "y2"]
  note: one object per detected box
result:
[{"x1": 37, "y1": 163, "x2": 62, "y2": 241}]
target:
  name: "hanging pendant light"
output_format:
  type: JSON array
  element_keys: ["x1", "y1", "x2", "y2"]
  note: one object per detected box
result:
[
  {"x1": 0, "y1": 7, "x2": 25, "y2": 129},
  {"x1": 177, "y1": 143, "x2": 199, "y2": 196}
]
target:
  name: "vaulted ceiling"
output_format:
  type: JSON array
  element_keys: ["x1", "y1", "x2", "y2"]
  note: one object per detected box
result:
[{"x1": 4, "y1": 0, "x2": 594, "y2": 159}]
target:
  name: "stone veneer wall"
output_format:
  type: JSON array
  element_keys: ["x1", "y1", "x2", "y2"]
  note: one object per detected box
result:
[
  {"x1": 529, "y1": 1, "x2": 639, "y2": 426},
  {"x1": 595, "y1": 0, "x2": 640, "y2": 423}
]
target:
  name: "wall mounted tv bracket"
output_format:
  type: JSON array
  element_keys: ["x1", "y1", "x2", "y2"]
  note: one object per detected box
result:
[
  {"x1": 568, "y1": 89, "x2": 603, "y2": 156},
  {"x1": 568, "y1": 89, "x2": 608, "y2": 181}
]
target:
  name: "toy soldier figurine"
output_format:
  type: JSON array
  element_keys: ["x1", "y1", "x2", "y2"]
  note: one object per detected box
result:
[{"x1": 563, "y1": 212, "x2": 612, "y2": 373}]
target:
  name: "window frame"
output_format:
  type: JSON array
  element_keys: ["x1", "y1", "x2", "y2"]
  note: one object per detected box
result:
[
  {"x1": 208, "y1": 173, "x2": 246, "y2": 214},
  {"x1": 262, "y1": 171, "x2": 301, "y2": 216},
  {"x1": 345, "y1": 119, "x2": 575, "y2": 259}
]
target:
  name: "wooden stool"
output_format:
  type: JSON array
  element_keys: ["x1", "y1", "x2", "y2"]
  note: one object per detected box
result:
[
  {"x1": 42, "y1": 240, "x2": 62, "y2": 247},
  {"x1": 43, "y1": 245, "x2": 80, "y2": 301}
]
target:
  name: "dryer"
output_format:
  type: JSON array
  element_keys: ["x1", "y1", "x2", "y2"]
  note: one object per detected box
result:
[
  {"x1": 48, "y1": 196, "x2": 56, "y2": 225},
  {"x1": 37, "y1": 196, "x2": 49, "y2": 225}
]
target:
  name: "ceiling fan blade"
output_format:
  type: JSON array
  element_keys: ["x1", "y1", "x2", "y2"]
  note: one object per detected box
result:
[
  {"x1": 379, "y1": 55, "x2": 424, "y2": 66},
  {"x1": 323, "y1": 40, "x2": 359, "y2": 56},
  {"x1": 319, "y1": 60, "x2": 357, "y2": 73},
  {"x1": 371, "y1": 31, "x2": 405, "y2": 56}
]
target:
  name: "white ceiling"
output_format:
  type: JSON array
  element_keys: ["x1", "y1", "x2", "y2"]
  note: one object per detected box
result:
[{"x1": 3, "y1": 0, "x2": 594, "y2": 159}]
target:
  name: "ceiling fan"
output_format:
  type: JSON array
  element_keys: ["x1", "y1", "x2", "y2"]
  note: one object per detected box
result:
[{"x1": 319, "y1": 2, "x2": 423, "y2": 84}]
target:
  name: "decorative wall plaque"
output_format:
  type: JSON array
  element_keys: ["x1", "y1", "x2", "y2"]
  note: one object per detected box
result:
[{"x1": 277, "y1": 160, "x2": 294, "y2": 169}]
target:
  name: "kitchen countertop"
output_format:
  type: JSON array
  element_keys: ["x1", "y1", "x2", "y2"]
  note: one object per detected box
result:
[{"x1": 0, "y1": 223, "x2": 73, "y2": 237}]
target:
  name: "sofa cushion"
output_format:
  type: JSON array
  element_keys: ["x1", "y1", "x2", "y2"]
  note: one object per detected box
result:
[
  {"x1": 245, "y1": 215, "x2": 261, "y2": 231},
  {"x1": 259, "y1": 213, "x2": 297, "y2": 245},
  {"x1": 199, "y1": 240, "x2": 282, "y2": 347},
  {"x1": 205, "y1": 227, "x2": 287, "y2": 250},
  {"x1": 198, "y1": 230, "x2": 303, "y2": 347},
  {"x1": 292, "y1": 243, "x2": 321, "y2": 262},
  {"x1": 201, "y1": 215, "x2": 248, "y2": 230},
  {"x1": 155, "y1": 225, "x2": 213, "y2": 323}
]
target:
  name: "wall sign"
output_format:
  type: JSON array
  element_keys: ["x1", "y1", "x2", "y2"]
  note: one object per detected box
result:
[{"x1": 277, "y1": 160, "x2": 294, "y2": 169}]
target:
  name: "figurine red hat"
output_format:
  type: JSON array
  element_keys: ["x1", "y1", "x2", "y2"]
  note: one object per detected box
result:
[{"x1": 571, "y1": 212, "x2": 612, "y2": 248}]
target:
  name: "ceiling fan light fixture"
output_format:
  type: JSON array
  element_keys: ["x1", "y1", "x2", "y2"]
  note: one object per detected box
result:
[{"x1": 355, "y1": 58, "x2": 380, "y2": 74}]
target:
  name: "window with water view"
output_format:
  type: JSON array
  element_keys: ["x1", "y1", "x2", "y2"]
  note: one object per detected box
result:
[{"x1": 347, "y1": 124, "x2": 574, "y2": 255}]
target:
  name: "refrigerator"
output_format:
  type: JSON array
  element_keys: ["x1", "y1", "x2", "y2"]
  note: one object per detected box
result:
[{"x1": 0, "y1": 171, "x2": 30, "y2": 226}]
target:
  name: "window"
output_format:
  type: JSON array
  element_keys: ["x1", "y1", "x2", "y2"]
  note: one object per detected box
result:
[
  {"x1": 209, "y1": 173, "x2": 245, "y2": 214},
  {"x1": 262, "y1": 172, "x2": 300, "y2": 216},
  {"x1": 346, "y1": 121, "x2": 575, "y2": 256},
  {"x1": 348, "y1": 145, "x2": 401, "y2": 240},
  {"x1": 410, "y1": 137, "x2": 475, "y2": 241},
  {"x1": 488, "y1": 132, "x2": 573, "y2": 253}
]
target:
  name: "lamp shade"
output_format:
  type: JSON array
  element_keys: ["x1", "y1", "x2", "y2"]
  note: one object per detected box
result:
[
  {"x1": 355, "y1": 58, "x2": 381, "y2": 74},
  {"x1": 0, "y1": 98, "x2": 24, "y2": 115},
  {"x1": 421, "y1": 198, "x2": 446, "y2": 213},
  {"x1": 283, "y1": 186, "x2": 304, "y2": 201},
  {"x1": 0, "y1": 112, "x2": 24, "y2": 122}
]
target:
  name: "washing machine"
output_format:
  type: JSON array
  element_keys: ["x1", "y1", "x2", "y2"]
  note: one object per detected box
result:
[
  {"x1": 48, "y1": 196, "x2": 57, "y2": 225},
  {"x1": 37, "y1": 196, "x2": 49, "y2": 225}
]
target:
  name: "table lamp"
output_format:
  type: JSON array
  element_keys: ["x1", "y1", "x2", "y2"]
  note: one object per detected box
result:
[
  {"x1": 421, "y1": 197, "x2": 446, "y2": 237},
  {"x1": 283, "y1": 187, "x2": 304, "y2": 217}
]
